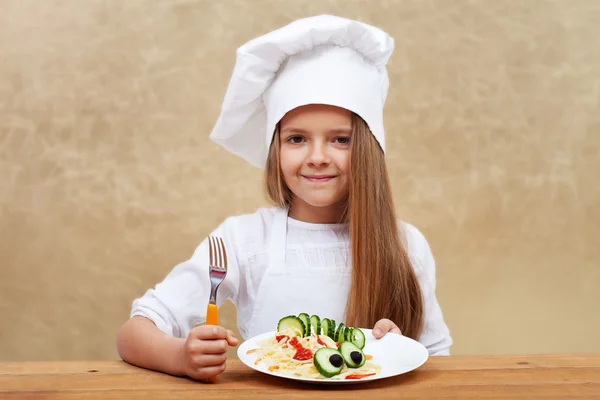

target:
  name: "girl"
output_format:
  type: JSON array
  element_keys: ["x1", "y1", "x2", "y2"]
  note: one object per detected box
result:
[{"x1": 117, "y1": 15, "x2": 452, "y2": 381}]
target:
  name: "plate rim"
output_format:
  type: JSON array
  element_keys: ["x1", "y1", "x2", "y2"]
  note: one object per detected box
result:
[{"x1": 236, "y1": 328, "x2": 429, "y2": 384}]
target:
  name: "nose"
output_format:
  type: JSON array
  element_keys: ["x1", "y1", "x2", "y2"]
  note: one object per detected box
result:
[{"x1": 307, "y1": 141, "x2": 330, "y2": 166}]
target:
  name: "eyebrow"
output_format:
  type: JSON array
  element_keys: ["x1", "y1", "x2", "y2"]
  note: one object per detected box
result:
[{"x1": 280, "y1": 127, "x2": 352, "y2": 134}]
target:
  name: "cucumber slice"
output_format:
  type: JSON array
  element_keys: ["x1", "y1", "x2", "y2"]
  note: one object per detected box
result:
[
  {"x1": 350, "y1": 327, "x2": 366, "y2": 349},
  {"x1": 321, "y1": 318, "x2": 331, "y2": 338},
  {"x1": 313, "y1": 348, "x2": 344, "y2": 378},
  {"x1": 344, "y1": 326, "x2": 352, "y2": 342},
  {"x1": 310, "y1": 315, "x2": 321, "y2": 335},
  {"x1": 338, "y1": 341, "x2": 366, "y2": 368},
  {"x1": 298, "y1": 313, "x2": 310, "y2": 336},
  {"x1": 328, "y1": 319, "x2": 336, "y2": 340},
  {"x1": 277, "y1": 315, "x2": 305, "y2": 337},
  {"x1": 335, "y1": 323, "x2": 346, "y2": 342}
]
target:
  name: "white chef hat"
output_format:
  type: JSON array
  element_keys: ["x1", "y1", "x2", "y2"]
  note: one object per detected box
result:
[{"x1": 209, "y1": 15, "x2": 394, "y2": 168}]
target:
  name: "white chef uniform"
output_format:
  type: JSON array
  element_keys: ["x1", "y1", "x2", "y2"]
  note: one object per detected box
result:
[{"x1": 131, "y1": 208, "x2": 452, "y2": 355}]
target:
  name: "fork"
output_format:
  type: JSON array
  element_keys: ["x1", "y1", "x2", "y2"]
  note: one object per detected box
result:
[{"x1": 206, "y1": 235, "x2": 228, "y2": 382}]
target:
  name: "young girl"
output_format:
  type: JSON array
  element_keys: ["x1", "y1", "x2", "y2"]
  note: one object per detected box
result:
[{"x1": 117, "y1": 14, "x2": 452, "y2": 381}]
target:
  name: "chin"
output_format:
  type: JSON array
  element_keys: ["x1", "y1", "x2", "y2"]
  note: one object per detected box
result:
[{"x1": 303, "y1": 197, "x2": 345, "y2": 208}]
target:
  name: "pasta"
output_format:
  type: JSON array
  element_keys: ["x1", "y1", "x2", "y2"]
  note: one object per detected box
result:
[{"x1": 247, "y1": 328, "x2": 381, "y2": 380}]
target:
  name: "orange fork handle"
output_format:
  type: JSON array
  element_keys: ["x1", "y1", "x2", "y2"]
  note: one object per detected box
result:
[
  {"x1": 206, "y1": 303, "x2": 219, "y2": 326},
  {"x1": 206, "y1": 303, "x2": 219, "y2": 383}
]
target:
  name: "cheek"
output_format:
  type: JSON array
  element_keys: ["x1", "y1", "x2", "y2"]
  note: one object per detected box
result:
[
  {"x1": 279, "y1": 149, "x2": 301, "y2": 178},
  {"x1": 336, "y1": 152, "x2": 351, "y2": 175},
  {"x1": 281, "y1": 166, "x2": 295, "y2": 183}
]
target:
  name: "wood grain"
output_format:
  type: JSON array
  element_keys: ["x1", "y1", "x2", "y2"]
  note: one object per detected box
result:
[{"x1": 1, "y1": 355, "x2": 599, "y2": 399}]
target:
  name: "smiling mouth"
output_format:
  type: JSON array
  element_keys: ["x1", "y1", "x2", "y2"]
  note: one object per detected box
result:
[{"x1": 302, "y1": 175, "x2": 336, "y2": 182}]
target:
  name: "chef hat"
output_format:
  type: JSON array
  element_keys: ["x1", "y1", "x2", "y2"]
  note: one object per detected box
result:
[{"x1": 209, "y1": 15, "x2": 395, "y2": 168}]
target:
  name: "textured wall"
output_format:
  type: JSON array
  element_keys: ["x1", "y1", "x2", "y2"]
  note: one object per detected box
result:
[{"x1": 1, "y1": 0, "x2": 599, "y2": 362}]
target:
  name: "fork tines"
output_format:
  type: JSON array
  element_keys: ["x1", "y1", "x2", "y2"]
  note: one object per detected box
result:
[{"x1": 208, "y1": 236, "x2": 227, "y2": 271}]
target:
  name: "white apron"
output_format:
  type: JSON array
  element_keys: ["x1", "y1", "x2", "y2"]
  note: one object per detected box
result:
[{"x1": 245, "y1": 208, "x2": 352, "y2": 339}]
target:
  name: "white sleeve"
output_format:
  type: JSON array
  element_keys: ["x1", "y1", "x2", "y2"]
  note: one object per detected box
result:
[
  {"x1": 129, "y1": 218, "x2": 240, "y2": 339},
  {"x1": 404, "y1": 223, "x2": 453, "y2": 356}
]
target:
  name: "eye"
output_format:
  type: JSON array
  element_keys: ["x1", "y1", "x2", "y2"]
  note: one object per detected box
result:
[
  {"x1": 286, "y1": 135, "x2": 305, "y2": 144},
  {"x1": 334, "y1": 136, "x2": 351, "y2": 145}
]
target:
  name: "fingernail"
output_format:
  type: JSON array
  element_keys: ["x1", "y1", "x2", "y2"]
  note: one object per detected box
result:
[{"x1": 374, "y1": 328, "x2": 382, "y2": 336}]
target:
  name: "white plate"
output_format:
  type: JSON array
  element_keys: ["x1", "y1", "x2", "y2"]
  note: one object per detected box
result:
[{"x1": 237, "y1": 329, "x2": 429, "y2": 384}]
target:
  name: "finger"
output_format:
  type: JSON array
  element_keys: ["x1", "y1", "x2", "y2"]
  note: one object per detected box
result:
[
  {"x1": 389, "y1": 326, "x2": 402, "y2": 335},
  {"x1": 192, "y1": 325, "x2": 229, "y2": 340},
  {"x1": 186, "y1": 338, "x2": 229, "y2": 355},
  {"x1": 227, "y1": 330, "x2": 240, "y2": 346},
  {"x1": 191, "y1": 353, "x2": 228, "y2": 368},
  {"x1": 191, "y1": 363, "x2": 227, "y2": 381},
  {"x1": 372, "y1": 319, "x2": 400, "y2": 338},
  {"x1": 197, "y1": 339, "x2": 229, "y2": 354}
]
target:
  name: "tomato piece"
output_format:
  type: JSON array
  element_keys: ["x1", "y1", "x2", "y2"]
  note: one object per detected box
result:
[
  {"x1": 293, "y1": 348, "x2": 313, "y2": 361},
  {"x1": 345, "y1": 373, "x2": 376, "y2": 380}
]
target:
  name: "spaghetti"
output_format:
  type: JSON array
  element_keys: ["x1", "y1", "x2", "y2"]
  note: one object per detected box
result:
[{"x1": 247, "y1": 328, "x2": 381, "y2": 380}]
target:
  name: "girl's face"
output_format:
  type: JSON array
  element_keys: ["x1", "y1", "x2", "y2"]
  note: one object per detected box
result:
[{"x1": 279, "y1": 104, "x2": 352, "y2": 222}]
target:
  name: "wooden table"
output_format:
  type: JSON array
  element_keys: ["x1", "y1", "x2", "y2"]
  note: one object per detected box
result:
[{"x1": 1, "y1": 355, "x2": 599, "y2": 399}]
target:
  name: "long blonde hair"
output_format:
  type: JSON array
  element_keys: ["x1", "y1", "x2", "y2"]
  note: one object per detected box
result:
[{"x1": 265, "y1": 114, "x2": 424, "y2": 339}]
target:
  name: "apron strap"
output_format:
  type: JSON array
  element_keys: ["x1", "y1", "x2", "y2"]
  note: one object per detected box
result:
[{"x1": 268, "y1": 207, "x2": 288, "y2": 270}]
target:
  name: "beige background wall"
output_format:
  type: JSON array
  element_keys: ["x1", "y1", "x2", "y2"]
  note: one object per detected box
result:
[{"x1": 1, "y1": 0, "x2": 599, "y2": 362}]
